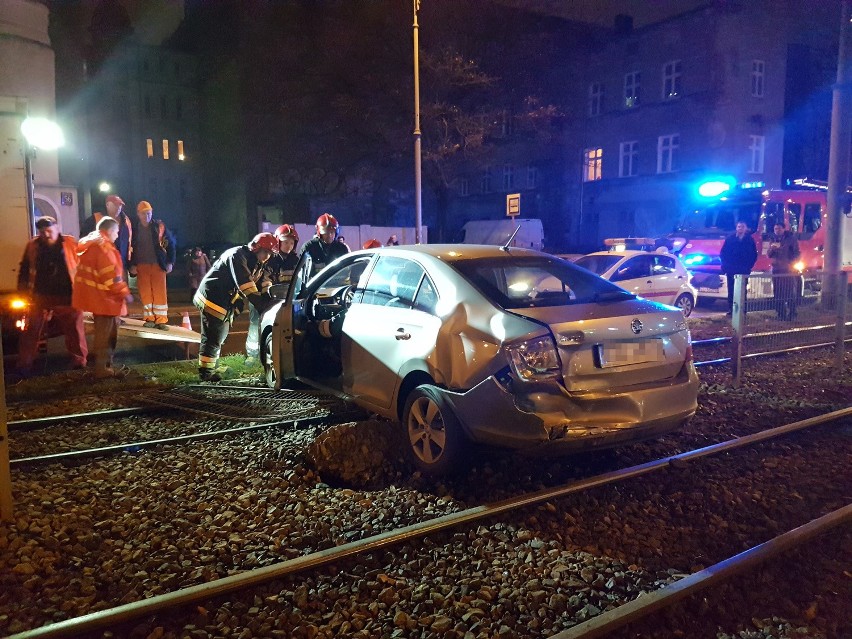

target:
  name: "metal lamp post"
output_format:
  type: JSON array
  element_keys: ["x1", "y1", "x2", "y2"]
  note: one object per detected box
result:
[
  {"x1": 20, "y1": 116, "x2": 65, "y2": 232},
  {"x1": 413, "y1": 0, "x2": 423, "y2": 244}
]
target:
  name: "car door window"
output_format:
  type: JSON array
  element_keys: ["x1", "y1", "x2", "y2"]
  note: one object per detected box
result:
[
  {"x1": 651, "y1": 255, "x2": 676, "y2": 274},
  {"x1": 413, "y1": 275, "x2": 438, "y2": 314},
  {"x1": 612, "y1": 256, "x2": 650, "y2": 281},
  {"x1": 361, "y1": 256, "x2": 425, "y2": 309}
]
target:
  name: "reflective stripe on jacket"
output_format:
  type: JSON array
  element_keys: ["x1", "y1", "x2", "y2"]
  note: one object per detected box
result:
[
  {"x1": 72, "y1": 232, "x2": 130, "y2": 316},
  {"x1": 192, "y1": 245, "x2": 264, "y2": 321}
]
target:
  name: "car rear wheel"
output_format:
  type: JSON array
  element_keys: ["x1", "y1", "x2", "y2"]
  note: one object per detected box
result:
[
  {"x1": 264, "y1": 333, "x2": 279, "y2": 390},
  {"x1": 402, "y1": 385, "x2": 466, "y2": 476},
  {"x1": 674, "y1": 293, "x2": 694, "y2": 317}
]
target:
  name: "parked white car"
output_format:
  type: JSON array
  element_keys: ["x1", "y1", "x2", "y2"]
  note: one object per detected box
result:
[
  {"x1": 261, "y1": 245, "x2": 699, "y2": 475},
  {"x1": 574, "y1": 250, "x2": 698, "y2": 317}
]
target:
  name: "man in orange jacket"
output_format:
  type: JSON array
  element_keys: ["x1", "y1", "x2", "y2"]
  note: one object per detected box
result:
[
  {"x1": 129, "y1": 200, "x2": 176, "y2": 328},
  {"x1": 73, "y1": 217, "x2": 134, "y2": 379},
  {"x1": 16, "y1": 216, "x2": 87, "y2": 376}
]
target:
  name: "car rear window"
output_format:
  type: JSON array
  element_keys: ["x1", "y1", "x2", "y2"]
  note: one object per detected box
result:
[{"x1": 453, "y1": 255, "x2": 633, "y2": 309}]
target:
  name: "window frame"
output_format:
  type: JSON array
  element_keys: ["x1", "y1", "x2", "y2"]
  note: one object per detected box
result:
[
  {"x1": 662, "y1": 60, "x2": 682, "y2": 100},
  {"x1": 583, "y1": 147, "x2": 603, "y2": 182},
  {"x1": 751, "y1": 60, "x2": 765, "y2": 98},
  {"x1": 619, "y1": 141, "x2": 638, "y2": 178},
  {"x1": 588, "y1": 82, "x2": 603, "y2": 116},
  {"x1": 624, "y1": 71, "x2": 641, "y2": 108},
  {"x1": 748, "y1": 134, "x2": 765, "y2": 174},
  {"x1": 656, "y1": 134, "x2": 679, "y2": 174}
]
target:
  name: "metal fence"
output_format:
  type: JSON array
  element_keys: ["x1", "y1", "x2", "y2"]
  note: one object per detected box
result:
[{"x1": 730, "y1": 272, "x2": 849, "y2": 385}]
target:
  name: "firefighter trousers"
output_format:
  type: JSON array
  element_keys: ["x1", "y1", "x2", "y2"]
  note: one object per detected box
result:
[
  {"x1": 199, "y1": 311, "x2": 231, "y2": 371},
  {"x1": 136, "y1": 263, "x2": 169, "y2": 324}
]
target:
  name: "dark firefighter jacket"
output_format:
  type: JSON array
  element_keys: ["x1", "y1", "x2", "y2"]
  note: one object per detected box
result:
[
  {"x1": 300, "y1": 236, "x2": 349, "y2": 278},
  {"x1": 192, "y1": 245, "x2": 266, "y2": 321}
]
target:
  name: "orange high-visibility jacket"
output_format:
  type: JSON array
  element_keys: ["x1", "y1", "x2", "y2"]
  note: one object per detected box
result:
[
  {"x1": 72, "y1": 232, "x2": 130, "y2": 316},
  {"x1": 18, "y1": 234, "x2": 79, "y2": 293}
]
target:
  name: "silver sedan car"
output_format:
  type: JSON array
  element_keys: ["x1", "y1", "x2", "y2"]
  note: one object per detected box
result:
[{"x1": 261, "y1": 245, "x2": 699, "y2": 475}]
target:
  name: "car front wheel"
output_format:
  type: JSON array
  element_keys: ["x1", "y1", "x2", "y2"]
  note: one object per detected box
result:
[
  {"x1": 264, "y1": 333, "x2": 279, "y2": 390},
  {"x1": 402, "y1": 385, "x2": 466, "y2": 476},
  {"x1": 674, "y1": 293, "x2": 694, "y2": 317}
]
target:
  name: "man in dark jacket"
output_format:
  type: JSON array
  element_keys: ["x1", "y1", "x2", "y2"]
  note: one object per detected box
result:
[
  {"x1": 719, "y1": 220, "x2": 758, "y2": 316},
  {"x1": 16, "y1": 216, "x2": 87, "y2": 376},
  {"x1": 300, "y1": 213, "x2": 349, "y2": 278},
  {"x1": 768, "y1": 223, "x2": 801, "y2": 320},
  {"x1": 193, "y1": 233, "x2": 278, "y2": 381},
  {"x1": 129, "y1": 200, "x2": 176, "y2": 328}
]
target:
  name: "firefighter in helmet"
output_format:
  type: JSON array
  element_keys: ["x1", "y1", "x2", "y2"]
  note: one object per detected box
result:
[
  {"x1": 299, "y1": 213, "x2": 349, "y2": 278},
  {"x1": 193, "y1": 233, "x2": 278, "y2": 381},
  {"x1": 245, "y1": 224, "x2": 301, "y2": 363}
]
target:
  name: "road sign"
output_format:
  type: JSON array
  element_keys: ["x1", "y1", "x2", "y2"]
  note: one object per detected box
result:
[{"x1": 506, "y1": 193, "x2": 520, "y2": 217}]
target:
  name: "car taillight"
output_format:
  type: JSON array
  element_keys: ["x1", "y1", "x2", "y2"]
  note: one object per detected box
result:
[{"x1": 506, "y1": 335, "x2": 562, "y2": 382}]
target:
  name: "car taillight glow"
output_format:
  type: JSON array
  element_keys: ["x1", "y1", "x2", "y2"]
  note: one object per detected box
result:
[{"x1": 506, "y1": 335, "x2": 562, "y2": 382}]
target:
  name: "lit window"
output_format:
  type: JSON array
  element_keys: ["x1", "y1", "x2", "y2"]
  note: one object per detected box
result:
[
  {"x1": 583, "y1": 148, "x2": 602, "y2": 182},
  {"x1": 657, "y1": 134, "x2": 679, "y2": 173},
  {"x1": 619, "y1": 141, "x2": 638, "y2": 177},
  {"x1": 503, "y1": 164, "x2": 514, "y2": 191},
  {"x1": 481, "y1": 166, "x2": 492, "y2": 193},
  {"x1": 527, "y1": 165, "x2": 538, "y2": 189},
  {"x1": 624, "y1": 72, "x2": 641, "y2": 108},
  {"x1": 748, "y1": 135, "x2": 765, "y2": 173},
  {"x1": 588, "y1": 82, "x2": 603, "y2": 116},
  {"x1": 662, "y1": 60, "x2": 681, "y2": 99},
  {"x1": 146, "y1": 138, "x2": 153, "y2": 158},
  {"x1": 162, "y1": 139, "x2": 169, "y2": 160},
  {"x1": 751, "y1": 60, "x2": 765, "y2": 97},
  {"x1": 177, "y1": 140, "x2": 185, "y2": 161}
]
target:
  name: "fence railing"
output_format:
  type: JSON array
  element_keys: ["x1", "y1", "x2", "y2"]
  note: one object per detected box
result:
[{"x1": 729, "y1": 272, "x2": 849, "y2": 386}]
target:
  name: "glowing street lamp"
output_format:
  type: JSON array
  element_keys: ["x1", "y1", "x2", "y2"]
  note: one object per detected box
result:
[
  {"x1": 99, "y1": 181, "x2": 111, "y2": 193},
  {"x1": 20, "y1": 116, "x2": 64, "y2": 232}
]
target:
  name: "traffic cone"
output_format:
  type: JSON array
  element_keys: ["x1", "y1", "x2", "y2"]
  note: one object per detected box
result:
[{"x1": 181, "y1": 311, "x2": 192, "y2": 331}]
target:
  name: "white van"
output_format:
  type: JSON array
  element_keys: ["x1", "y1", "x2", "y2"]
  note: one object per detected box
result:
[{"x1": 460, "y1": 218, "x2": 544, "y2": 251}]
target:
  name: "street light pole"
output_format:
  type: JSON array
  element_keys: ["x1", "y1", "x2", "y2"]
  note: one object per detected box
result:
[{"x1": 413, "y1": 0, "x2": 423, "y2": 244}]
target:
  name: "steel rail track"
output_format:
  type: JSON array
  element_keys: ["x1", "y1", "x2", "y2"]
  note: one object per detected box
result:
[
  {"x1": 551, "y1": 505, "x2": 852, "y2": 639},
  {"x1": 7, "y1": 406, "x2": 166, "y2": 431},
  {"x1": 9, "y1": 405, "x2": 851, "y2": 639}
]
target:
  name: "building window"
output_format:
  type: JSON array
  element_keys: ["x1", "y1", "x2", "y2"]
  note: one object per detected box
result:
[
  {"x1": 162, "y1": 139, "x2": 170, "y2": 160},
  {"x1": 177, "y1": 140, "x2": 185, "y2": 161},
  {"x1": 657, "y1": 134, "x2": 679, "y2": 173},
  {"x1": 160, "y1": 96, "x2": 168, "y2": 120},
  {"x1": 662, "y1": 60, "x2": 681, "y2": 100},
  {"x1": 583, "y1": 148, "x2": 603, "y2": 182},
  {"x1": 526, "y1": 165, "x2": 538, "y2": 189},
  {"x1": 624, "y1": 71, "x2": 641, "y2": 108},
  {"x1": 749, "y1": 135, "x2": 765, "y2": 173},
  {"x1": 146, "y1": 138, "x2": 153, "y2": 158},
  {"x1": 588, "y1": 82, "x2": 603, "y2": 116},
  {"x1": 481, "y1": 166, "x2": 492, "y2": 193},
  {"x1": 503, "y1": 164, "x2": 514, "y2": 191},
  {"x1": 459, "y1": 177, "x2": 469, "y2": 197},
  {"x1": 144, "y1": 95, "x2": 151, "y2": 118},
  {"x1": 751, "y1": 60, "x2": 765, "y2": 97},
  {"x1": 619, "y1": 141, "x2": 638, "y2": 177}
]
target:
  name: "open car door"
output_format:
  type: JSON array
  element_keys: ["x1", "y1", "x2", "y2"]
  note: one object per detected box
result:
[{"x1": 268, "y1": 252, "x2": 312, "y2": 389}]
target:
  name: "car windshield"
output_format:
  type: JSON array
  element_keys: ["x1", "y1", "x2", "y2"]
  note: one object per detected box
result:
[
  {"x1": 574, "y1": 254, "x2": 622, "y2": 275},
  {"x1": 452, "y1": 255, "x2": 634, "y2": 309}
]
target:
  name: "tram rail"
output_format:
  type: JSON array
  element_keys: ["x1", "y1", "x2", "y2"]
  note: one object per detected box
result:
[{"x1": 8, "y1": 405, "x2": 851, "y2": 639}]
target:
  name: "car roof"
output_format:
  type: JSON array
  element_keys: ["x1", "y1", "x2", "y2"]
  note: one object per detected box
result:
[
  {"x1": 581, "y1": 250, "x2": 675, "y2": 259},
  {"x1": 355, "y1": 244, "x2": 546, "y2": 262}
]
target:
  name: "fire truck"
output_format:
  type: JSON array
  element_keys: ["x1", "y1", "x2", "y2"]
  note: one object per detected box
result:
[{"x1": 672, "y1": 184, "x2": 835, "y2": 304}]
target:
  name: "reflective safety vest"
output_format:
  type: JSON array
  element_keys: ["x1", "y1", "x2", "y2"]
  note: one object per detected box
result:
[
  {"x1": 72, "y1": 233, "x2": 130, "y2": 316},
  {"x1": 193, "y1": 245, "x2": 265, "y2": 321}
]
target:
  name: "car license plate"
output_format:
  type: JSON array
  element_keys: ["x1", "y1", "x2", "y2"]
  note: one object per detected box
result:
[
  {"x1": 597, "y1": 340, "x2": 663, "y2": 368},
  {"x1": 698, "y1": 287, "x2": 719, "y2": 293}
]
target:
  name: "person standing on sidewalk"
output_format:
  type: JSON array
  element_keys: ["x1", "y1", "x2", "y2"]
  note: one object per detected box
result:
[
  {"x1": 719, "y1": 220, "x2": 758, "y2": 317},
  {"x1": 193, "y1": 233, "x2": 278, "y2": 381},
  {"x1": 245, "y1": 224, "x2": 300, "y2": 363},
  {"x1": 129, "y1": 201, "x2": 176, "y2": 329},
  {"x1": 15, "y1": 216, "x2": 87, "y2": 376},
  {"x1": 73, "y1": 217, "x2": 133, "y2": 379},
  {"x1": 81, "y1": 194, "x2": 133, "y2": 273}
]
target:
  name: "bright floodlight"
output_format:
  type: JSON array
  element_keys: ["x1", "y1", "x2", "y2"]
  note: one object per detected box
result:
[
  {"x1": 20, "y1": 117, "x2": 65, "y2": 150},
  {"x1": 697, "y1": 180, "x2": 732, "y2": 198},
  {"x1": 98, "y1": 182, "x2": 111, "y2": 192}
]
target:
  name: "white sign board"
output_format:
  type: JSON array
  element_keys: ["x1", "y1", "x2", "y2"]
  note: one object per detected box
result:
[{"x1": 506, "y1": 193, "x2": 520, "y2": 217}]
